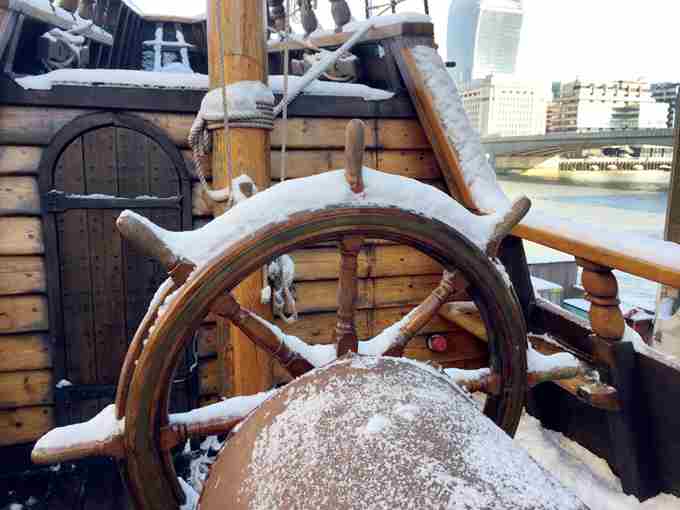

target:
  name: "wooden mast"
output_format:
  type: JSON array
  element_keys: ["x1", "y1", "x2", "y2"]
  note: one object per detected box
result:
[{"x1": 207, "y1": 0, "x2": 273, "y2": 396}]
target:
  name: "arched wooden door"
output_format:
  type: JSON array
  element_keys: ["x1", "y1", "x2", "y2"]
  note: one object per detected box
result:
[{"x1": 40, "y1": 113, "x2": 194, "y2": 425}]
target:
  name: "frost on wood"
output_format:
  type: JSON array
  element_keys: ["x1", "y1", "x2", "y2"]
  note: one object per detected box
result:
[
  {"x1": 410, "y1": 45, "x2": 511, "y2": 214},
  {"x1": 122, "y1": 169, "x2": 509, "y2": 270},
  {"x1": 205, "y1": 356, "x2": 585, "y2": 509}
]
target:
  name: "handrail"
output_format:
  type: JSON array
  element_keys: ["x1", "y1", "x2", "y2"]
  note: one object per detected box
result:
[{"x1": 514, "y1": 212, "x2": 680, "y2": 289}]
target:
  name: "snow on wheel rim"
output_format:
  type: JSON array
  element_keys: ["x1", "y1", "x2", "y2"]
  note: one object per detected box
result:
[{"x1": 122, "y1": 206, "x2": 527, "y2": 510}]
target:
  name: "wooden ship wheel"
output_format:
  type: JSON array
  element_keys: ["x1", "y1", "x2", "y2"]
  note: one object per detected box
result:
[{"x1": 30, "y1": 120, "x2": 589, "y2": 509}]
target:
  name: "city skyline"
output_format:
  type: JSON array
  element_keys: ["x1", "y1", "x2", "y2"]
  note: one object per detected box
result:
[
  {"x1": 129, "y1": 0, "x2": 680, "y2": 83},
  {"x1": 446, "y1": 0, "x2": 524, "y2": 83}
]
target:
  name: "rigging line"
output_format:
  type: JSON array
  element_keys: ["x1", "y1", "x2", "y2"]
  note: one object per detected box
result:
[
  {"x1": 280, "y1": 0, "x2": 291, "y2": 183},
  {"x1": 215, "y1": 0, "x2": 234, "y2": 206}
]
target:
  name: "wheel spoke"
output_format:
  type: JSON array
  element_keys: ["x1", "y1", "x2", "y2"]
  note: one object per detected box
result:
[
  {"x1": 335, "y1": 236, "x2": 364, "y2": 356},
  {"x1": 212, "y1": 293, "x2": 314, "y2": 377},
  {"x1": 360, "y1": 271, "x2": 469, "y2": 357},
  {"x1": 160, "y1": 390, "x2": 274, "y2": 451}
]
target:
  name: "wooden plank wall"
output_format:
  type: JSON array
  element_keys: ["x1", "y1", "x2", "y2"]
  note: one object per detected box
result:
[
  {"x1": 0, "y1": 141, "x2": 52, "y2": 445},
  {"x1": 0, "y1": 106, "x2": 488, "y2": 443}
]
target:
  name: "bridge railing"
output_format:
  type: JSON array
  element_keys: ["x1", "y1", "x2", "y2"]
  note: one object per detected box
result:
[{"x1": 482, "y1": 128, "x2": 673, "y2": 144}]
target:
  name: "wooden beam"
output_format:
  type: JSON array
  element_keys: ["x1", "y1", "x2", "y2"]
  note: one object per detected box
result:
[
  {"x1": 439, "y1": 303, "x2": 620, "y2": 412},
  {"x1": 514, "y1": 221, "x2": 680, "y2": 289},
  {"x1": 0, "y1": 146, "x2": 41, "y2": 175},
  {"x1": 294, "y1": 274, "x2": 445, "y2": 314},
  {"x1": 395, "y1": 46, "x2": 477, "y2": 210},
  {"x1": 0, "y1": 176, "x2": 40, "y2": 216},
  {"x1": 0, "y1": 369, "x2": 53, "y2": 408},
  {"x1": 0, "y1": 406, "x2": 54, "y2": 446},
  {"x1": 208, "y1": 0, "x2": 272, "y2": 398},
  {"x1": 289, "y1": 244, "x2": 442, "y2": 281},
  {"x1": 0, "y1": 295, "x2": 48, "y2": 334},
  {"x1": 0, "y1": 333, "x2": 52, "y2": 372},
  {"x1": 0, "y1": 256, "x2": 46, "y2": 295}
]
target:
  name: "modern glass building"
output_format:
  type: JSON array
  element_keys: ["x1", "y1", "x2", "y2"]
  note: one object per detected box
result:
[{"x1": 447, "y1": 0, "x2": 524, "y2": 84}]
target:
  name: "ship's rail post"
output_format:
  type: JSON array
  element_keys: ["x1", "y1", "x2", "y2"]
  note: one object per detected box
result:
[{"x1": 576, "y1": 257, "x2": 657, "y2": 498}]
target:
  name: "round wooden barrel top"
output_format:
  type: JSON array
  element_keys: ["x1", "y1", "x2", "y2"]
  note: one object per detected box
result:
[{"x1": 199, "y1": 356, "x2": 588, "y2": 510}]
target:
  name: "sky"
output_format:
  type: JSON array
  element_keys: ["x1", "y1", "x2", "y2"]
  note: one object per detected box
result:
[{"x1": 130, "y1": 0, "x2": 680, "y2": 83}]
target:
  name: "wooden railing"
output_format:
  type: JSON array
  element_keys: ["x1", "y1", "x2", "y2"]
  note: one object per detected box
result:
[{"x1": 514, "y1": 215, "x2": 680, "y2": 347}]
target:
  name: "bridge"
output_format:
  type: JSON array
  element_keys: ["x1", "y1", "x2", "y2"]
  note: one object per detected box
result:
[{"x1": 481, "y1": 128, "x2": 674, "y2": 157}]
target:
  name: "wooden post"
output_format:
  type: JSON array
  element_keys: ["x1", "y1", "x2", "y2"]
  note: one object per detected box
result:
[
  {"x1": 577, "y1": 257, "x2": 656, "y2": 497},
  {"x1": 577, "y1": 258, "x2": 625, "y2": 344},
  {"x1": 207, "y1": 0, "x2": 273, "y2": 397}
]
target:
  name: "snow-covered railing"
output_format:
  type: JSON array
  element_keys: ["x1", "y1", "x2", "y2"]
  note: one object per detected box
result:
[
  {"x1": 5, "y1": 0, "x2": 113, "y2": 46},
  {"x1": 407, "y1": 44, "x2": 680, "y2": 291}
]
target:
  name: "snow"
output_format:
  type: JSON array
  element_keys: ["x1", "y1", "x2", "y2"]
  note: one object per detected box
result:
[
  {"x1": 178, "y1": 477, "x2": 199, "y2": 510},
  {"x1": 221, "y1": 356, "x2": 585, "y2": 509},
  {"x1": 124, "y1": 169, "x2": 509, "y2": 271},
  {"x1": 412, "y1": 44, "x2": 680, "y2": 277},
  {"x1": 198, "y1": 81, "x2": 275, "y2": 122},
  {"x1": 169, "y1": 391, "x2": 274, "y2": 426},
  {"x1": 7, "y1": 0, "x2": 113, "y2": 45},
  {"x1": 32, "y1": 404, "x2": 122, "y2": 453},
  {"x1": 360, "y1": 414, "x2": 391, "y2": 435},
  {"x1": 515, "y1": 413, "x2": 680, "y2": 510},
  {"x1": 523, "y1": 210, "x2": 680, "y2": 280},
  {"x1": 445, "y1": 367, "x2": 491, "y2": 383},
  {"x1": 250, "y1": 314, "x2": 337, "y2": 368},
  {"x1": 532, "y1": 276, "x2": 563, "y2": 291},
  {"x1": 269, "y1": 75, "x2": 393, "y2": 101},
  {"x1": 16, "y1": 69, "x2": 394, "y2": 103},
  {"x1": 273, "y1": 20, "x2": 376, "y2": 117},
  {"x1": 410, "y1": 45, "x2": 511, "y2": 214},
  {"x1": 358, "y1": 308, "x2": 416, "y2": 356},
  {"x1": 527, "y1": 344, "x2": 581, "y2": 373},
  {"x1": 15, "y1": 69, "x2": 210, "y2": 91}
]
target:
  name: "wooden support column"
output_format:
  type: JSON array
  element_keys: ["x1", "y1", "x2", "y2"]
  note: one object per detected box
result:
[
  {"x1": 207, "y1": 0, "x2": 273, "y2": 397},
  {"x1": 577, "y1": 257, "x2": 657, "y2": 498}
]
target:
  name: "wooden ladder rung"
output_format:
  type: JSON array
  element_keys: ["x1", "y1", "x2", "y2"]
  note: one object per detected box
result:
[{"x1": 438, "y1": 302, "x2": 620, "y2": 412}]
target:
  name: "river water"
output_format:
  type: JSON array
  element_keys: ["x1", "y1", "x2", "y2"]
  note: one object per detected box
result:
[{"x1": 496, "y1": 171, "x2": 670, "y2": 310}]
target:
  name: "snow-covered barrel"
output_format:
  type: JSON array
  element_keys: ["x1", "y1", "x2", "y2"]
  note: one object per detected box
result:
[{"x1": 199, "y1": 356, "x2": 588, "y2": 509}]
